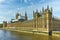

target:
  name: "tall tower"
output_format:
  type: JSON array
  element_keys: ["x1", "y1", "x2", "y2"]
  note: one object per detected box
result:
[
  {"x1": 42, "y1": 5, "x2": 52, "y2": 32},
  {"x1": 25, "y1": 11, "x2": 28, "y2": 20},
  {"x1": 16, "y1": 13, "x2": 19, "y2": 19},
  {"x1": 33, "y1": 9, "x2": 39, "y2": 30},
  {"x1": 46, "y1": 6, "x2": 52, "y2": 32},
  {"x1": 16, "y1": 8, "x2": 20, "y2": 19}
]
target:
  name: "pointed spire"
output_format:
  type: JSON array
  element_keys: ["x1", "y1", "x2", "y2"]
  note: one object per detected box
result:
[
  {"x1": 16, "y1": 13, "x2": 19, "y2": 19},
  {"x1": 33, "y1": 10, "x2": 35, "y2": 15},
  {"x1": 25, "y1": 11, "x2": 28, "y2": 20},
  {"x1": 25, "y1": 11, "x2": 27, "y2": 17},
  {"x1": 17, "y1": 8, "x2": 20, "y2": 13},
  {"x1": 42, "y1": 7, "x2": 44, "y2": 12},
  {"x1": 51, "y1": 7, "x2": 52, "y2": 12},
  {"x1": 16, "y1": 8, "x2": 20, "y2": 19},
  {"x1": 25, "y1": 11, "x2": 27, "y2": 14},
  {"x1": 33, "y1": 10, "x2": 34, "y2": 13},
  {"x1": 47, "y1": 5, "x2": 49, "y2": 10},
  {"x1": 33, "y1": 10, "x2": 35, "y2": 17},
  {"x1": 36, "y1": 9, "x2": 38, "y2": 12},
  {"x1": 40, "y1": 11, "x2": 41, "y2": 13}
]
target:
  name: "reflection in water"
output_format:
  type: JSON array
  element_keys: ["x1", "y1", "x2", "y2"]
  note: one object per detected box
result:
[
  {"x1": 49, "y1": 36, "x2": 53, "y2": 40},
  {"x1": 0, "y1": 30, "x2": 60, "y2": 40}
]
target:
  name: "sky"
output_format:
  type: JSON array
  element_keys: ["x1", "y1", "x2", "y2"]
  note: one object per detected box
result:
[{"x1": 0, "y1": 0, "x2": 60, "y2": 23}]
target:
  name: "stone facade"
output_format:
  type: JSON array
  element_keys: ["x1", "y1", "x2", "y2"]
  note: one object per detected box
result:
[{"x1": 3, "y1": 6, "x2": 60, "y2": 31}]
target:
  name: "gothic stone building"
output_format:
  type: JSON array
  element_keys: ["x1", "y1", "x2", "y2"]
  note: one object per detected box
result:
[{"x1": 3, "y1": 6, "x2": 60, "y2": 32}]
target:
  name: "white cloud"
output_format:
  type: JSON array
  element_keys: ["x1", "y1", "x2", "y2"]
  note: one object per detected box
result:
[
  {"x1": 0, "y1": 16, "x2": 12, "y2": 23},
  {"x1": 0, "y1": 16, "x2": 6, "y2": 23},
  {"x1": 40, "y1": 0, "x2": 45, "y2": 3},
  {"x1": 24, "y1": 0, "x2": 27, "y2": 3},
  {"x1": 24, "y1": 0, "x2": 60, "y2": 19},
  {"x1": 0, "y1": 0, "x2": 14, "y2": 4},
  {"x1": 0, "y1": 0, "x2": 5, "y2": 2},
  {"x1": 0, "y1": 0, "x2": 60, "y2": 23},
  {"x1": 24, "y1": 0, "x2": 31, "y2": 3}
]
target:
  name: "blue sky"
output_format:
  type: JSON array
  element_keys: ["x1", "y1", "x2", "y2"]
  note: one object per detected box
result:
[{"x1": 0, "y1": 0, "x2": 60, "y2": 23}]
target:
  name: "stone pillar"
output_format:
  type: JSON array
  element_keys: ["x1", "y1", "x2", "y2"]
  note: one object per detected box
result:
[{"x1": 16, "y1": 13, "x2": 19, "y2": 19}]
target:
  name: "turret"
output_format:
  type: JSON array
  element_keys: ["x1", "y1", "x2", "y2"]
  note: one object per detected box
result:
[
  {"x1": 16, "y1": 13, "x2": 19, "y2": 19},
  {"x1": 33, "y1": 10, "x2": 35, "y2": 20},
  {"x1": 25, "y1": 11, "x2": 28, "y2": 20},
  {"x1": 36, "y1": 9, "x2": 38, "y2": 13},
  {"x1": 16, "y1": 8, "x2": 20, "y2": 19},
  {"x1": 35, "y1": 9, "x2": 38, "y2": 18},
  {"x1": 45, "y1": 6, "x2": 52, "y2": 32},
  {"x1": 47, "y1": 5, "x2": 49, "y2": 10},
  {"x1": 50, "y1": 7, "x2": 52, "y2": 12},
  {"x1": 42, "y1": 6, "x2": 52, "y2": 34},
  {"x1": 33, "y1": 10, "x2": 35, "y2": 17},
  {"x1": 42, "y1": 7, "x2": 44, "y2": 13}
]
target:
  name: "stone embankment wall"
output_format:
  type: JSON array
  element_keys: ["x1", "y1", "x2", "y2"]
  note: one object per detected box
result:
[
  {"x1": 7, "y1": 17, "x2": 48, "y2": 32},
  {"x1": 52, "y1": 19, "x2": 60, "y2": 31}
]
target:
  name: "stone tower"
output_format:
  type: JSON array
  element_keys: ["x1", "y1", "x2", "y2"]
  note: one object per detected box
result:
[
  {"x1": 25, "y1": 11, "x2": 28, "y2": 20},
  {"x1": 3, "y1": 21, "x2": 7, "y2": 28},
  {"x1": 33, "y1": 9, "x2": 39, "y2": 30},
  {"x1": 42, "y1": 5, "x2": 52, "y2": 32},
  {"x1": 16, "y1": 13, "x2": 19, "y2": 19}
]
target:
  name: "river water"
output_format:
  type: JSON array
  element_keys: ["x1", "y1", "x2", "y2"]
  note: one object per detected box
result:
[{"x1": 0, "y1": 30, "x2": 60, "y2": 40}]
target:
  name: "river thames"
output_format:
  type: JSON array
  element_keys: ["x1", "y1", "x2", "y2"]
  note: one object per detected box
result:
[{"x1": 0, "y1": 30, "x2": 60, "y2": 40}]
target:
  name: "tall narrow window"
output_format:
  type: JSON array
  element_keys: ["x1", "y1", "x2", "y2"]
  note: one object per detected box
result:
[{"x1": 44, "y1": 20, "x2": 46, "y2": 28}]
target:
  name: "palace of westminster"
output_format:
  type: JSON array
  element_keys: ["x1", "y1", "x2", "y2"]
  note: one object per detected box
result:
[{"x1": 3, "y1": 6, "x2": 60, "y2": 32}]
